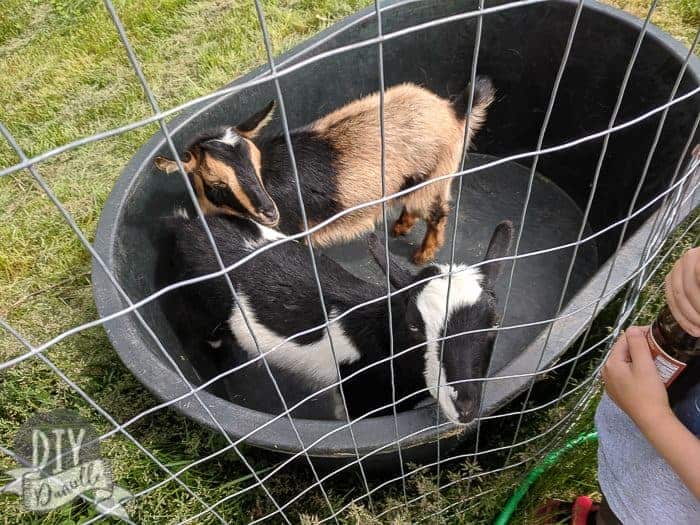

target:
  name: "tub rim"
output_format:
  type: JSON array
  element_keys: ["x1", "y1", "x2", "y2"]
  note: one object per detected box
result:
[{"x1": 92, "y1": 0, "x2": 700, "y2": 457}]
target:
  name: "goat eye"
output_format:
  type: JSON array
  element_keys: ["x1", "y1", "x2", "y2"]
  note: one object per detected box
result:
[
  {"x1": 210, "y1": 182, "x2": 228, "y2": 190},
  {"x1": 409, "y1": 323, "x2": 420, "y2": 332}
]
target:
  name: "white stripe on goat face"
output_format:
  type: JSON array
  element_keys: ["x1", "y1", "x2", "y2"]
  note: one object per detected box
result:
[
  {"x1": 214, "y1": 128, "x2": 240, "y2": 147},
  {"x1": 417, "y1": 264, "x2": 484, "y2": 422},
  {"x1": 228, "y1": 293, "x2": 361, "y2": 387}
]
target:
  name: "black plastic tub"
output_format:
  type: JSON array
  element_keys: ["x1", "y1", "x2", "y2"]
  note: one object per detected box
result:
[{"x1": 93, "y1": 0, "x2": 699, "y2": 470}]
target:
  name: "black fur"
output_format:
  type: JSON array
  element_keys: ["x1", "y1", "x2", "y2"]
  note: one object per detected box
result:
[
  {"x1": 158, "y1": 214, "x2": 425, "y2": 418},
  {"x1": 237, "y1": 101, "x2": 275, "y2": 134},
  {"x1": 183, "y1": 127, "x2": 342, "y2": 230},
  {"x1": 428, "y1": 198, "x2": 448, "y2": 225},
  {"x1": 440, "y1": 291, "x2": 498, "y2": 416},
  {"x1": 202, "y1": 139, "x2": 275, "y2": 217},
  {"x1": 451, "y1": 75, "x2": 495, "y2": 120},
  {"x1": 258, "y1": 131, "x2": 342, "y2": 234},
  {"x1": 158, "y1": 216, "x2": 512, "y2": 423},
  {"x1": 202, "y1": 183, "x2": 248, "y2": 215},
  {"x1": 398, "y1": 172, "x2": 429, "y2": 194},
  {"x1": 366, "y1": 233, "x2": 416, "y2": 290}
]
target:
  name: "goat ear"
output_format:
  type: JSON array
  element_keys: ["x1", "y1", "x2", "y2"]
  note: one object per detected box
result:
[
  {"x1": 481, "y1": 220, "x2": 514, "y2": 285},
  {"x1": 154, "y1": 151, "x2": 197, "y2": 173},
  {"x1": 154, "y1": 156, "x2": 178, "y2": 174},
  {"x1": 236, "y1": 101, "x2": 275, "y2": 139},
  {"x1": 367, "y1": 233, "x2": 414, "y2": 290}
]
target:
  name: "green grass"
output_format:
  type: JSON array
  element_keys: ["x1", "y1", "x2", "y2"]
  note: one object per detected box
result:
[
  {"x1": 0, "y1": 0, "x2": 697, "y2": 523},
  {"x1": 512, "y1": 213, "x2": 699, "y2": 525}
]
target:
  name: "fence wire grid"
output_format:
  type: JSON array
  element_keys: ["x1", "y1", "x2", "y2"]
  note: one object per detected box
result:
[{"x1": 1, "y1": 0, "x2": 699, "y2": 523}]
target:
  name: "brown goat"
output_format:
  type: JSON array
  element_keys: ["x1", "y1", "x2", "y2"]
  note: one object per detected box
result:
[{"x1": 155, "y1": 77, "x2": 495, "y2": 263}]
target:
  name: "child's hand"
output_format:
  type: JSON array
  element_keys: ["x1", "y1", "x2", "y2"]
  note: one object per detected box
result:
[
  {"x1": 665, "y1": 246, "x2": 700, "y2": 337},
  {"x1": 602, "y1": 326, "x2": 671, "y2": 431}
]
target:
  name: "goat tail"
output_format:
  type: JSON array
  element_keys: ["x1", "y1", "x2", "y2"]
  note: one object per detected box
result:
[{"x1": 453, "y1": 75, "x2": 495, "y2": 139}]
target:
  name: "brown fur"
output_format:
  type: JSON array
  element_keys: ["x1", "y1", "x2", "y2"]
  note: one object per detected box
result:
[
  {"x1": 155, "y1": 138, "x2": 277, "y2": 224},
  {"x1": 416, "y1": 196, "x2": 451, "y2": 264},
  {"x1": 308, "y1": 83, "x2": 488, "y2": 261},
  {"x1": 154, "y1": 152, "x2": 197, "y2": 174},
  {"x1": 204, "y1": 157, "x2": 256, "y2": 211},
  {"x1": 190, "y1": 169, "x2": 220, "y2": 215},
  {"x1": 155, "y1": 82, "x2": 494, "y2": 262},
  {"x1": 392, "y1": 207, "x2": 419, "y2": 237}
]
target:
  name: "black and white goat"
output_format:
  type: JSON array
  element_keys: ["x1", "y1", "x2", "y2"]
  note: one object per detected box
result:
[
  {"x1": 158, "y1": 212, "x2": 513, "y2": 424},
  {"x1": 154, "y1": 78, "x2": 495, "y2": 264}
]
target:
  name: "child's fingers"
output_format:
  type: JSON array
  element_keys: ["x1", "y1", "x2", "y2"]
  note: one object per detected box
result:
[
  {"x1": 625, "y1": 326, "x2": 656, "y2": 373},
  {"x1": 607, "y1": 331, "x2": 631, "y2": 364},
  {"x1": 603, "y1": 332, "x2": 631, "y2": 383}
]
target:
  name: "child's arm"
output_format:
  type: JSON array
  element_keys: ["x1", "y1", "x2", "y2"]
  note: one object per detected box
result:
[{"x1": 603, "y1": 326, "x2": 700, "y2": 500}]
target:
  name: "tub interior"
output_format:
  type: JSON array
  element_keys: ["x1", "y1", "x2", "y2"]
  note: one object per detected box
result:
[{"x1": 102, "y1": 0, "x2": 699, "y2": 423}]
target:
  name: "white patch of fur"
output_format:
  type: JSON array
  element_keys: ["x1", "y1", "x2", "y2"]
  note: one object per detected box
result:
[
  {"x1": 429, "y1": 364, "x2": 460, "y2": 423},
  {"x1": 228, "y1": 294, "x2": 361, "y2": 387},
  {"x1": 257, "y1": 222, "x2": 287, "y2": 242},
  {"x1": 207, "y1": 339, "x2": 222, "y2": 349},
  {"x1": 332, "y1": 390, "x2": 346, "y2": 420},
  {"x1": 243, "y1": 220, "x2": 288, "y2": 250},
  {"x1": 417, "y1": 264, "x2": 484, "y2": 423},
  {"x1": 173, "y1": 207, "x2": 190, "y2": 219},
  {"x1": 215, "y1": 128, "x2": 240, "y2": 147}
]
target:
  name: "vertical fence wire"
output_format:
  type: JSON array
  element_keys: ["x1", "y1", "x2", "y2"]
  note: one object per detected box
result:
[
  {"x1": 110, "y1": 0, "x2": 348, "y2": 518},
  {"x1": 555, "y1": 30, "x2": 700, "y2": 406},
  {"x1": 103, "y1": 0, "x2": 331, "y2": 519},
  {"x1": 474, "y1": 0, "x2": 586, "y2": 475},
  {"x1": 557, "y1": 134, "x2": 699, "y2": 411},
  {"x1": 3, "y1": 158, "x2": 696, "y2": 521},
  {"x1": 632, "y1": 114, "x2": 700, "y2": 295},
  {"x1": 71, "y1": 175, "x2": 700, "y2": 522},
  {"x1": 1, "y1": 83, "x2": 695, "y2": 373},
  {"x1": 3, "y1": 164, "x2": 698, "y2": 522},
  {"x1": 435, "y1": 0, "x2": 484, "y2": 501},
  {"x1": 620, "y1": 151, "x2": 700, "y2": 324},
  {"x1": 426, "y1": 204, "x2": 700, "y2": 520},
  {"x1": 435, "y1": 0, "x2": 486, "y2": 509},
  {"x1": 251, "y1": 0, "x2": 374, "y2": 516},
  {"x1": 0, "y1": 124, "x2": 235, "y2": 525},
  {"x1": 373, "y1": 0, "x2": 409, "y2": 505},
  {"x1": 502, "y1": 0, "x2": 693, "y2": 464}
]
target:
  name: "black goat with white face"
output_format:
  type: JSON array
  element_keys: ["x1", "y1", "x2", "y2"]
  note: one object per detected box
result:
[{"x1": 158, "y1": 211, "x2": 512, "y2": 424}]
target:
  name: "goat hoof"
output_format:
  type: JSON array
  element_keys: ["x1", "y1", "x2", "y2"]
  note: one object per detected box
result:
[{"x1": 412, "y1": 249, "x2": 434, "y2": 265}]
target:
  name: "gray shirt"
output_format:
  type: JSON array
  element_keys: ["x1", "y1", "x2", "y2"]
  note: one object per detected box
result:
[{"x1": 596, "y1": 393, "x2": 700, "y2": 523}]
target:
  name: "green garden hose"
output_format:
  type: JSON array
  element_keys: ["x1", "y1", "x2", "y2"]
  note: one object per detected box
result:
[{"x1": 493, "y1": 431, "x2": 599, "y2": 525}]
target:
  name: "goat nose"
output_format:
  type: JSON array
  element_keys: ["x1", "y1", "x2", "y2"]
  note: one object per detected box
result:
[
  {"x1": 454, "y1": 398, "x2": 474, "y2": 420},
  {"x1": 259, "y1": 208, "x2": 278, "y2": 222}
]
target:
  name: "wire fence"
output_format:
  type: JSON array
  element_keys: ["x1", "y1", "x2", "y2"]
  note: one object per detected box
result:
[{"x1": 1, "y1": 0, "x2": 699, "y2": 523}]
